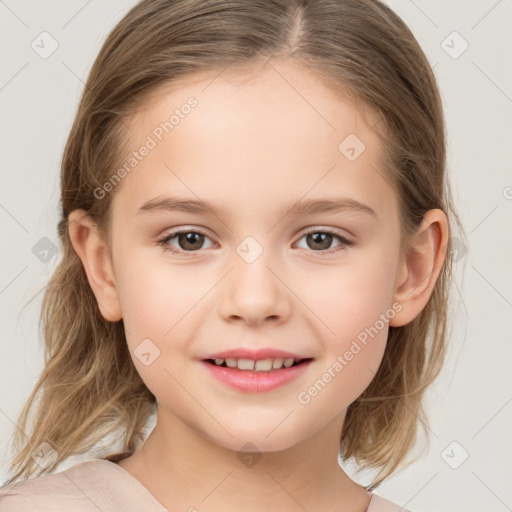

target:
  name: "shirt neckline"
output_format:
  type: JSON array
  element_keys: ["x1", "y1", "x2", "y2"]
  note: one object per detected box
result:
[
  {"x1": 98, "y1": 452, "x2": 377, "y2": 512},
  {"x1": 94, "y1": 454, "x2": 168, "y2": 511}
]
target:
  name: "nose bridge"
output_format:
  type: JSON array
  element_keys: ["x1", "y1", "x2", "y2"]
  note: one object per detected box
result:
[{"x1": 218, "y1": 234, "x2": 290, "y2": 324}]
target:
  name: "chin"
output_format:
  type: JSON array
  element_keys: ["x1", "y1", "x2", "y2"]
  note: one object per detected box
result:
[{"x1": 200, "y1": 422, "x2": 309, "y2": 455}]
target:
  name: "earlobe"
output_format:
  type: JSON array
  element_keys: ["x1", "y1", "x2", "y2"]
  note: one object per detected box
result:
[
  {"x1": 68, "y1": 210, "x2": 122, "y2": 322},
  {"x1": 389, "y1": 209, "x2": 449, "y2": 327}
]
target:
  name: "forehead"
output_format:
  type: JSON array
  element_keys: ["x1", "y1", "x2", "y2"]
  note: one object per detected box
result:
[{"x1": 112, "y1": 60, "x2": 397, "y2": 223}]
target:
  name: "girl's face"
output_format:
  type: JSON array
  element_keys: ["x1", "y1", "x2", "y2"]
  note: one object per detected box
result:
[{"x1": 107, "y1": 60, "x2": 406, "y2": 452}]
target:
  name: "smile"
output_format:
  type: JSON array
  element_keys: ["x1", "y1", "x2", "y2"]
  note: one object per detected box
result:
[
  {"x1": 205, "y1": 357, "x2": 311, "y2": 372},
  {"x1": 201, "y1": 358, "x2": 313, "y2": 393}
]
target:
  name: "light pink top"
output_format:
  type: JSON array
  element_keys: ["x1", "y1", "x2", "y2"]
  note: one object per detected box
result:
[{"x1": 0, "y1": 453, "x2": 411, "y2": 511}]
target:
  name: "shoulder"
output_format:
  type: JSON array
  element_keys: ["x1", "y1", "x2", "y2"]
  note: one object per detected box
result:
[
  {"x1": 368, "y1": 493, "x2": 415, "y2": 512},
  {"x1": 0, "y1": 459, "x2": 125, "y2": 511}
]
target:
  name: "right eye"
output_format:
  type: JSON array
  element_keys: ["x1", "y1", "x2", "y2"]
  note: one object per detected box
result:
[{"x1": 157, "y1": 229, "x2": 215, "y2": 256}]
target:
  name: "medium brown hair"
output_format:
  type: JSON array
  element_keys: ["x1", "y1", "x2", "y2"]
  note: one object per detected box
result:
[{"x1": 4, "y1": 0, "x2": 465, "y2": 488}]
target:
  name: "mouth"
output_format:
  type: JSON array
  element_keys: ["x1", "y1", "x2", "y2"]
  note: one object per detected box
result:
[
  {"x1": 203, "y1": 357, "x2": 313, "y2": 372},
  {"x1": 200, "y1": 354, "x2": 314, "y2": 393}
]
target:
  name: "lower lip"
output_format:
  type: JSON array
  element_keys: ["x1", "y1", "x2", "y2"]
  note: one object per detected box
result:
[{"x1": 201, "y1": 360, "x2": 313, "y2": 393}]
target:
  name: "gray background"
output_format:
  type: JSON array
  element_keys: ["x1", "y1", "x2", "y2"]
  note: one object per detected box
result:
[{"x1": 1, "y1": 1, "x2": 511, "y2": 511}]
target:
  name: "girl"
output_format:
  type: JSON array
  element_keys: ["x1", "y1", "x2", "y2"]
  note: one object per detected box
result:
[{"x1": 0, "y1": 0, "x2": 464, "y2": 510}]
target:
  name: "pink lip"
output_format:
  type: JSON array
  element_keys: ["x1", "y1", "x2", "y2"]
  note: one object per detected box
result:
[
  {"x1": 200, "y1": 358, "x2": 313, "y2": 393},
  {"x1": 203, "y1": 347, "x2": 309, "y2": 360}
]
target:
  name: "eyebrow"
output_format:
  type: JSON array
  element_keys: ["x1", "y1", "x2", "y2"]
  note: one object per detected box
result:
[{"x1": 136, "y1": 195, "x2": 378, "y2": 220}]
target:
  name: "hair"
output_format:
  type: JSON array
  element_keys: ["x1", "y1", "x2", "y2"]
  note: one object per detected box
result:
[{"x1": 4, "y1": 0, "x2": 465, "y2": 489}]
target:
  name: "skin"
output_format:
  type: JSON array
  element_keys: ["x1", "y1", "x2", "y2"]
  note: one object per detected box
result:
[{"x1": 69, "y1": 59, "x2": 449, "y2": 512}]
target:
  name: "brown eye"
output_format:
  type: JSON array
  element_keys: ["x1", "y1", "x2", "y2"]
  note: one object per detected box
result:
[
  {"x1": 176, "y1": 232, "x2": 205, "y2": 251},
  {"x1": 305, "y1": 232, "x2": 334, "y2": 251},
  {"x1": 296, "y1": 229, "x2": 354, "y2": 255},
  {"x1": 158, "y1": 229, "x2": 214, "y2": 255}
]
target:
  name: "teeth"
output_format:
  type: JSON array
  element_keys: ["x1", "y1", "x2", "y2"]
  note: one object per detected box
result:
[
  {"x1": 272, "y1": 358, "x2": 283, "y2": 369},
  {"x1": 255, "y1": 359, "x2": 273, "y2": 371},
  {"x1": 210, "y1": 357, "x2": 304, "y2": 372},
  {"x1": 237, "y1": 358, "x2": 255, "y2": 370}
]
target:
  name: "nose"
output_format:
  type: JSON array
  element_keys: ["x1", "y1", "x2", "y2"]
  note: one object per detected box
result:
[{"x1": 217, "y1": 245, "x2": 291, "y2": 327}]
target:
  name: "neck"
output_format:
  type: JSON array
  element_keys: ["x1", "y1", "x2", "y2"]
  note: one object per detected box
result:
[{"x1": 118, "y1": 405, "x2": 370, "y2": 512}]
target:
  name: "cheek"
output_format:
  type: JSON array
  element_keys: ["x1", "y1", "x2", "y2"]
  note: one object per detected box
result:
[
  {"x1": 114, "y1": 257, "x2": 203, "y2": 397},
  {"x1": 115, "y1": 252, "x2": 207, "y2": 339},
  {"x1": 293, "y1": 251, "x2": 396, "y2": 404},
  {"x1": 113, "y1": 251, "x2": 228, "y2": 390},
  {"x1": 300, "y1": 249, "x2": 397, "y2": 344}
]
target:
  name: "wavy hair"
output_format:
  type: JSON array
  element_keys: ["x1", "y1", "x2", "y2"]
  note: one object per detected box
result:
[{"x1": 4, "y1": 0, "x2": 465, "y2": 488}]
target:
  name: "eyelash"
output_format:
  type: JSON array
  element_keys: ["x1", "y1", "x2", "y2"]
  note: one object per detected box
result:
[{"x1": 156, "y1": 228, "x2": 354, "y2": 257}]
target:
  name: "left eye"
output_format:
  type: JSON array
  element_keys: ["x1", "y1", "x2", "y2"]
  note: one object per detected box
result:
[
  {"x1": 157, "y1": 229, "x2": 353, "y2": 256},
  {"x1": 296, "y1": 230, "x2": 353, "y2": 254}
]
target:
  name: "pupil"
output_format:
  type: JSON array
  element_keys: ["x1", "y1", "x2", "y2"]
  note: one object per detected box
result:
[
  {"x1": 180, "y1": 232, "x2": 204, "y2": 250},
  {"x1": 308, "y1": 232, "x2": 331, "y2": 250}
]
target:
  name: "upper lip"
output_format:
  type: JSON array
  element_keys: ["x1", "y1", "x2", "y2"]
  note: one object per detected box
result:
[{"x1": 202, "y1": 348, "x2": 312, "y2": 361}]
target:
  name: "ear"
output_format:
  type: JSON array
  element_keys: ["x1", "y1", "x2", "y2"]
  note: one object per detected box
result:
[
  {"x1": 68, "y1": 210, "x2": 122, "y2": 322},
  {"x1": 389, "y1": 208, "x2": 449, "y2": 327}
]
